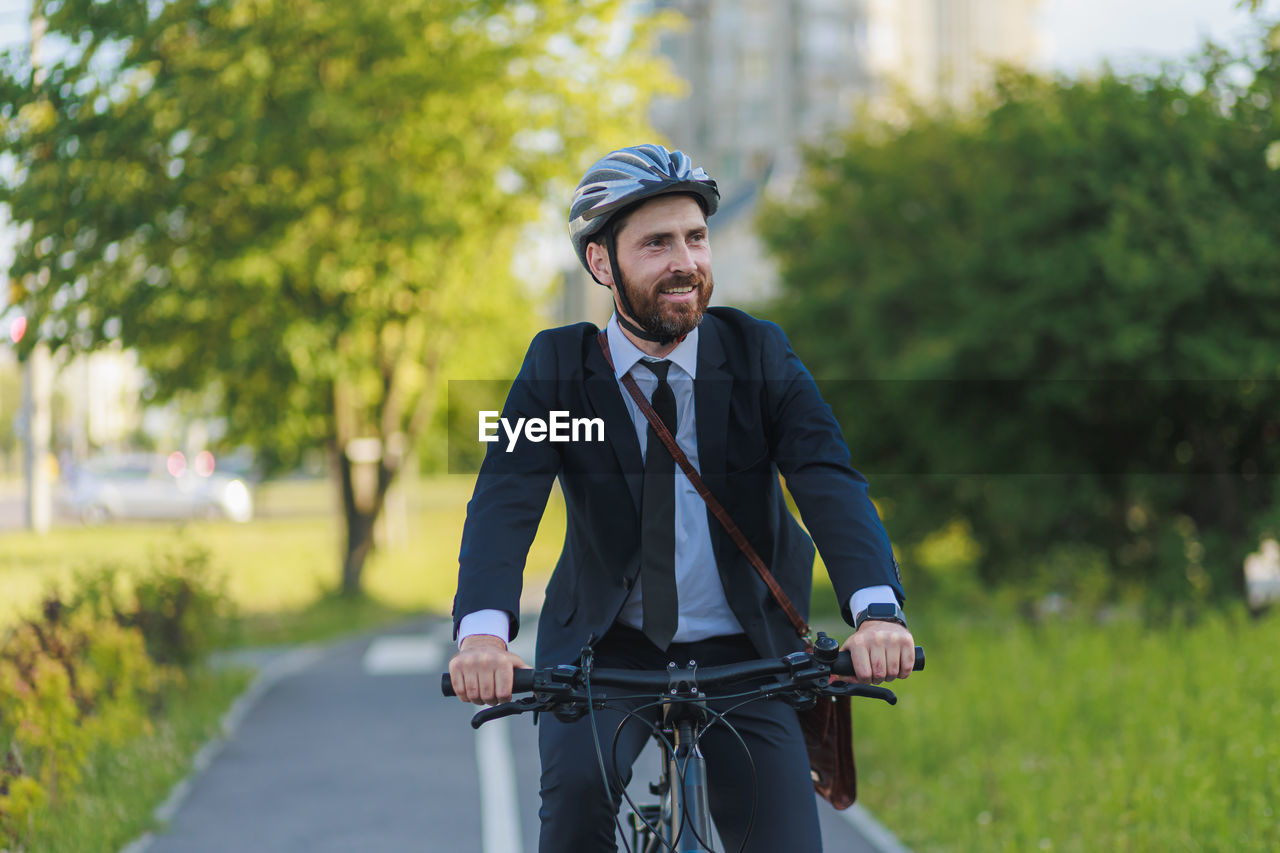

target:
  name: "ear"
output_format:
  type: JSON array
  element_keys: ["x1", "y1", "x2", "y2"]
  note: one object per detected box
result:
[{"x1": 585, "y1": 240, "x2": 614, "y2": 287}]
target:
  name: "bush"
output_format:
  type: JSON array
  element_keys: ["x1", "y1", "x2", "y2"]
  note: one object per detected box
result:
[
  {"x1": 0, "y1": 547, "x2": 232, "y2": 850},
  {"x1": 69, "y1": 546, "x2": 234, "y2": 666},
  {"x1": 0, "y1": 605, "x2": 169, "y2": 849}
]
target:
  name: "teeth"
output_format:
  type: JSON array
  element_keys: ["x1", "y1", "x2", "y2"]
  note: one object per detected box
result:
[{"x1": 663, "y1": 286, "x2": 694, "y2": 294}]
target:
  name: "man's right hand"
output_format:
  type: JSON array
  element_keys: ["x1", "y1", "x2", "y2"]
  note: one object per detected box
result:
[{"x1": 448, "y1": 634, "x2": 529, "y2": 706}]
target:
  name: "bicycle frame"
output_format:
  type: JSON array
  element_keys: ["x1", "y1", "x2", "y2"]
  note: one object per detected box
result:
[
  {"x1": 628, "y1": 701, "x2": 714, "y2": 852},
  {"x1": 625, "y1": 661, "x2": 719, "y2": 853}
]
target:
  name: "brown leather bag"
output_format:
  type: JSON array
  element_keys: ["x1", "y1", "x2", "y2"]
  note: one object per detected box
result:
[{"x1": 597, "y1": 331, "x2": 858, "y2": 809}]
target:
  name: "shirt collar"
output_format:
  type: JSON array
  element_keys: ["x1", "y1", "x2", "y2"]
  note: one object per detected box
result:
[{"x1": 606, "y1": 314, "x2": 699, "y2": 381}]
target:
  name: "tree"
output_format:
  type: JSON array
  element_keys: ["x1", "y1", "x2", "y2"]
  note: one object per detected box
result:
[
  {"x1": 0, "y1": 0, "x2": 676, "y2": 594},
  {"x1": 761, "y1": 30, "x2": 1280, "y2": 605}
]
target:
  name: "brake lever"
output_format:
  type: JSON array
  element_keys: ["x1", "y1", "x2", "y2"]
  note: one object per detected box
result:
[
  {"x1": 824, "y1": 681, "x2": 898, "y2": 705},
  {"x1": 470, "y1": 696, "x2": 551, "y2": 729}
]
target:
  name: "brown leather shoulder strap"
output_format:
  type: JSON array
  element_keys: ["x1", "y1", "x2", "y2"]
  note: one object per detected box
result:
[{"x1": 597, "y1": 330, "x2": 811, "y2": 642}]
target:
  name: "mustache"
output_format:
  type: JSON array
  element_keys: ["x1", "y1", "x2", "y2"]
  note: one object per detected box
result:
[{"x1": 655, "y1": 272, "x2": 705, "y2": 292}]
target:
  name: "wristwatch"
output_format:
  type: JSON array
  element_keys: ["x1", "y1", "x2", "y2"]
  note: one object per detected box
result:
[{"x1": 853, "y1": 601, "x2": 907, "y2": 631}]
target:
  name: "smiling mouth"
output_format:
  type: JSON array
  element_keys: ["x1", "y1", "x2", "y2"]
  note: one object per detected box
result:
[{"x1": 661, "y1": 285, "x2": 696, "y2": 294}]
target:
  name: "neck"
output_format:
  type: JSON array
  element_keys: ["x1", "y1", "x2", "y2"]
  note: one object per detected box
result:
[{"x1": 615, "y1": 310, "x2": 678, "y2": 358}]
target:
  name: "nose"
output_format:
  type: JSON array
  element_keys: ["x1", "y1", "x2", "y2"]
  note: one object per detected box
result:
[{"x1": 670, "y1": 240, "x2": 696, "y2": 274}]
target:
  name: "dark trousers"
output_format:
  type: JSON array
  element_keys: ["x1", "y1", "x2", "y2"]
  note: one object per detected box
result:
[{"x1": 537, "y1": 624, "x2": 822, "y2": 852}]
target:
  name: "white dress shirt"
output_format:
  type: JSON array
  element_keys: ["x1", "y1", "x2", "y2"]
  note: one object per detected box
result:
[{"x1": 458, "y1": 314, "x2": 898, "y2": 646}]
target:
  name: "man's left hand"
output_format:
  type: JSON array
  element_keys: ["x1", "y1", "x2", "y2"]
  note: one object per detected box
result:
[{"x1": 840, "y1": 621, "x2": 914, "y2": 684}]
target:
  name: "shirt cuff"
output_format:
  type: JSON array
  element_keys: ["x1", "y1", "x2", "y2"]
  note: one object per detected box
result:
[
  {"x1": 457, "y1": 609, "x2": 511, "y2": 647},
  {"x1": 848, "y1": 585, "x2": 900, "y2": 623}
]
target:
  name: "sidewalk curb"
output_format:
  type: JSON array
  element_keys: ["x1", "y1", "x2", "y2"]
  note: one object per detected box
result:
[
  {"x1": 118, "y1": 644, "x2": 326, "y2": 853},
  {"x1": 840, "y1": 803, "x2": 913, "y2": 853}
]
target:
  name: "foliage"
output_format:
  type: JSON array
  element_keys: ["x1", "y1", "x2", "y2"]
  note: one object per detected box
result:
[
  {"x1": 0, "y1": 546, "x2": 233, "y2": 848},
  {"x1": 762, "y1": 28, "x2": 1280, "y2": 604},
  {"x1": 851, "y1": 605, "x2": 1280, "y2": 852},
  {"x1": 0, "y1": 601, "x2": 172, "y2": 849},
  {"x1": 19, "y1": 667, "x2": 250, "y2": 853},
  {"x1": 69, "y1": 546, "x2": 233, "y2": 666},
  {"x1": 0, "y1": 0, "x2": 677, "y2": 593}
]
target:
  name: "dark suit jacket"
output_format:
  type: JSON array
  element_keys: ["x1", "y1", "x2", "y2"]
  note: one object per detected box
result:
[{"x1": 453, "y1": 307, "x2": 903, "y2": 667}]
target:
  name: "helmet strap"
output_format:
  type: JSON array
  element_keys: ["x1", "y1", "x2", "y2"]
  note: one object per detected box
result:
[{"x1": 604, "y1": 226, "x2": 678, "y2": 346}]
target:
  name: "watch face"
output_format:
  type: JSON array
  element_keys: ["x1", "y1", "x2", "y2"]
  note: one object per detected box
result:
[{"x1": 867, "y1": 603, "x2": 898, "y2": 618}]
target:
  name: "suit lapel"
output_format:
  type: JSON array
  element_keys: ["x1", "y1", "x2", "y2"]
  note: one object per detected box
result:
[
  {"x1": 694, "y1": 317, "x2": 731, "y2": 488},
  {"x1": 585, "y1": 335, "x2": 644, "y2": 513},
  {"x1": 694, "y1": 317, "x2": 733, "y2": 571}
]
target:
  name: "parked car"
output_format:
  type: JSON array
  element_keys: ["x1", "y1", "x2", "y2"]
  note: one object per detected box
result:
[{"x1": 60, "y1": 452, "x2": 254, "y2": 523}]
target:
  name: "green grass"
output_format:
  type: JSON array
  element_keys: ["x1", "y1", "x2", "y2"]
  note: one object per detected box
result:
[
  {"x1": 230, "y1": 592, "x2": 421, "y2": 648},
  {"x1": 0, "y1": 474, "x2": 567, "y2": 636},
  {"x1": 22, "y1": 666, "x2": 254, "y2": 853},
  {"x1": 844, "y1": 604, "x2": 1280, "y2": 852}
]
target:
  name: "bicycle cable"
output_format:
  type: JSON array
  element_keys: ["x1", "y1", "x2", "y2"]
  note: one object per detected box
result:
[
  {"x1": 560, "y1": 658, "x2": 844, "y2": 852},
  {"x1": 686, "y1": 697, "x2": 769, "y2": 853},
  {"x1": 583, "y1": 650, "x2": 639, "y2": 853},
  {"x1": 675, "y1": 699, "x2": 758, "y2": 853},
  {"x1": 607, "y1": 703, "x2": 679, "y2": 853},
  {"x1": 601, "y1": 696, "x2": 762, "y2": 853}
]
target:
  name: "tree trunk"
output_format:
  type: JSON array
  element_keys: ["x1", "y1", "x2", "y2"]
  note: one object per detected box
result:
[
  {"x1": 1187, "y1": 425, "x2": 1251, "y2": 602},
  {"x1": 333, "y1": 440, "x2": 397, "y2": 597},
  {"x1": 342, "y1": 507, "x2": 376, "y2": 597}
]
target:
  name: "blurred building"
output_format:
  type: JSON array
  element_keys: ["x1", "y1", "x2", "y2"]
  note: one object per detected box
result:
[
  {"x1": 643, "y1": 0, "x2": 874, "y2": 306},
  {"x1": 57, "y1": 347, "x2": 146, "y2": 456},
  {"x1": 555, "y1": 0, "x2": 1043, "y2": 319},
  {"x1": 865, "y1": 0, "x2": 1043, "y2": 107}
]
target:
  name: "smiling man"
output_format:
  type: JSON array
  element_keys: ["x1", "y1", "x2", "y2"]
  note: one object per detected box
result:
[{"x1": 449, "y1": 145, "x2": 912, "y2": 852}]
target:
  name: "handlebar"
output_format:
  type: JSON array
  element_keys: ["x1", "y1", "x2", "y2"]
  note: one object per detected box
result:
[{"x1": 442, "y1": 645, "x2": 924, "y2": 699}]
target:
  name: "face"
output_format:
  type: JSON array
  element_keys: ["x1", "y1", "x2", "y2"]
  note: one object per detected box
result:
[{"x1": 588, "y1": 194, "x2": 714, "y2": 340}]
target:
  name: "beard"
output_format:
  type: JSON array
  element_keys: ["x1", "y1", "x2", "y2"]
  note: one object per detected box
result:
[{"x1": 617, "y1": 268, "x2": 714, "y2": 340}]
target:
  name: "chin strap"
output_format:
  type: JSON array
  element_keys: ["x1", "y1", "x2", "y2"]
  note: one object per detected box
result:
[{"x1": 600, "y1": 225, "x2": 680, "y2": 346}]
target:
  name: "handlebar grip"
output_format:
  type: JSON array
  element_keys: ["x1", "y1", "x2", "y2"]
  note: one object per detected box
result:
[
  {"x1": 831, "y1": 645, "x2": 925, "y2": 678},
  {"x1": 440, "y1": 668, "x2": 537, "y2": 698}
]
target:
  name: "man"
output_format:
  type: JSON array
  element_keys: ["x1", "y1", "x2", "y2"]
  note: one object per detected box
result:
[{"x1": 450, "y1": 145, "x2": 913, "y2": 852}]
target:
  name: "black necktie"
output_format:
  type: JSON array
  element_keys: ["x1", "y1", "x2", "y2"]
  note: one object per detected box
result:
[{"x1": 639, "y1": 359, "x2": 679, "y2": 650}]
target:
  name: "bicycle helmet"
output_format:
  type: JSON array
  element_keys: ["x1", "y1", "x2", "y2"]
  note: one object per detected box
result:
[{"x1": 569, "y1": 144, "x2": 719, "y2": 344}]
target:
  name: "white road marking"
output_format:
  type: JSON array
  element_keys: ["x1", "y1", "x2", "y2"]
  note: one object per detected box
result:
[
  {"x1": 476, "y1": 716, "x2": 524, "y2": 853},
  {"x1": 362, "y1": 636, "x2": 442, "y2": 675}
]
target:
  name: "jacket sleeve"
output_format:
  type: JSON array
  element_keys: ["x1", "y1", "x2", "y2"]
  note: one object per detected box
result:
[
  {"x1": 759, "y1": 321, "x2": 904, "y2": 625},
  {"x1": 452, "y1": 330, "x2": 563, "y2": 642}
]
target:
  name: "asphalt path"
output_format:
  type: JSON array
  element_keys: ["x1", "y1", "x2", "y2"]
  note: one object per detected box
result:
[{"x1": 132, "y1": 618, "x2": 902, "y2": 853}]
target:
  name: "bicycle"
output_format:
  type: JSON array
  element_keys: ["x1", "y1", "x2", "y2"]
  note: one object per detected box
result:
[{"x1": 442, "y1": 633, "x2": 924, "y2": 852}]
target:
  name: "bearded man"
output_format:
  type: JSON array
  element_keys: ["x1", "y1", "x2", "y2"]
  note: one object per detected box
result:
[{"x1": 448, "y1": 145, "x2": 913, "y2": 852}]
